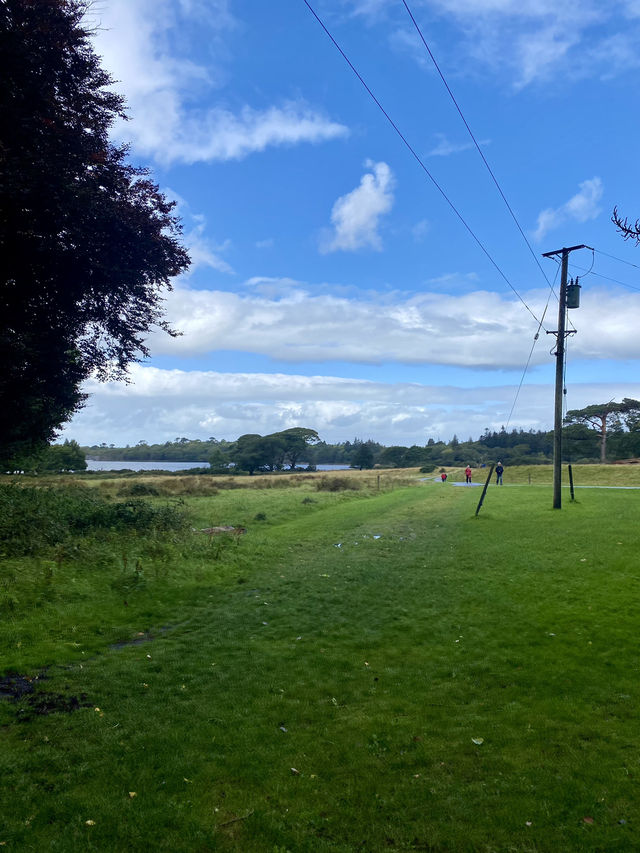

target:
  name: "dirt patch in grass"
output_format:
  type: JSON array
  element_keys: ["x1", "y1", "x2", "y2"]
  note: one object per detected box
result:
[
  {"x1": 0, "y1": 671, "x2": 42, "y2": 701},
  {"x1": 109, "y1": 626, "x2": 172, "y2": 650},
  {"x1": 0, "y1": 670, "x2": 92, "y2": 718}
]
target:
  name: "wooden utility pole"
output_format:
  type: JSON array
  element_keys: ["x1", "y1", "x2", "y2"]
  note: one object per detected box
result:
[{"x1": 542, "y1": 245, "x2": 587, "y2": 509}]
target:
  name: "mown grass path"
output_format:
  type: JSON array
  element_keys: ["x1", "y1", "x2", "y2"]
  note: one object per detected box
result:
[{"x1": 1, "y1": 480, "x2": 639, "y2": 851}]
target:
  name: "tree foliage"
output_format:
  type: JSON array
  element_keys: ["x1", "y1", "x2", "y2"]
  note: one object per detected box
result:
[
  {"x1": 351, "y1": 441, "x2": 375, "y2": 470},
  {"x1": 564, "y1": 399, "x2": 640, "y2": 463},
  {"x1": 0, "y1": 0, "x2": 190, "y2": 466},
  {"x1": 229, "y1": 428, "x2": 320, "y2": 474},
  {"x1": 40, "y1": 439, "x2": 87, "y2": 473}
]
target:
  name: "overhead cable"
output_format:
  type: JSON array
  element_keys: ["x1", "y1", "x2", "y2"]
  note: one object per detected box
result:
[
  {"x1": 302, "y1": 0, "x2": 544, "y2": 329},
  {"x1": 505, "y1": 265, "x2": 559, "y2": 431},
  {"x1": 400, "y1": 0, "x2": 556, "y2": 299},
  {"x1": 570, "y1": 265, "x2": 640, "y2": 293},
  {"x1": 593, "y1": 247, "x2": 640, "y2": 270}
]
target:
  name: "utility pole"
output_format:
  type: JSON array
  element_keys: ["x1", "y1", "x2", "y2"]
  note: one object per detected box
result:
[{"x1": 542, "y1": 244, "x2": 587, "y2": 509}]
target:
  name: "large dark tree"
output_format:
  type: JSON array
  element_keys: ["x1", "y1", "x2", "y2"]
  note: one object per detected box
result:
[{"x1": 0, "y1": 0, "x2": 190, "y2": 466}]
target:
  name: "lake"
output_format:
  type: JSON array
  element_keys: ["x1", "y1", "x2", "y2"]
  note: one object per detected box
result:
[
  {"x1": 86, "y1": 460, "x2": 208, "y2": 472},
  {"x1": 85, "y1": 460, "x2": 350, "y2": 472}
]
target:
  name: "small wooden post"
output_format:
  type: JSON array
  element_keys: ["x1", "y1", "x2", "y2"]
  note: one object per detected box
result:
[
  {"x1": 568, "y1": 464, "x2": 575, "y2": 501},
  {"x1": 475, "y1": 465, "x2": 495, "y2": 517}
]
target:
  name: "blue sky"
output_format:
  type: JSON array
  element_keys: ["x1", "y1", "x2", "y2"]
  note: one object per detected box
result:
[{"x1": 63, "y1": 0, "x2": 640, "y2": 448}]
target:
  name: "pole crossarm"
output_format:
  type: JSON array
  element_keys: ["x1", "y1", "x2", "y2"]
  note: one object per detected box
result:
[{"x1": 541, "y1": 244, "x2": 589, "y2": 258}]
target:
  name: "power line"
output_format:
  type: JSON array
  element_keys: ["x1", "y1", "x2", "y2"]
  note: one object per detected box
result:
[
  {"x1": 302, "y1": 0, "x2": 545, "y2": 329},
  {"x1": 593, "y1": 247, "x2": 640, "y2": 270},
  {"x1": 505, "y1": 265, "x2": 559, "y2": 431},
  {"x1": 400, "y1": 0, "x2": 556, "y2": 297},
  {"x1": 570, "y1": 264, "x2": 640, "y2": 293}
]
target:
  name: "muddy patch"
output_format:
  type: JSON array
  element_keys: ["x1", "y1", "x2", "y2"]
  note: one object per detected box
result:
[
  {"x1": 0, "y1": 670, "x2": 91, "y2": 719},
  {"x1": 109, "y1": 626, "x2": 172, "y2": 650}
]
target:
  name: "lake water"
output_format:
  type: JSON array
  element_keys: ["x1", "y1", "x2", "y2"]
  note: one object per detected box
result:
[
  {"x1": 86, "y1": 460, "x2": 208, "y2": 472},
  {"x1": 85, "y1": 460, "x2": 350, "y2": 472}
]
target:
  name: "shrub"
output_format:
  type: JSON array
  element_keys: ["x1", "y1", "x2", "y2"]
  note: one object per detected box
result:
[
  {"x1": 0, "y1": 485, "x2": 188, "y2": 556},
  {"x1": 315, "y1": 477, "x2": 360, "y2": 492},
  {"x1": 117, "y1": 482, "x2": 160, "y2": 497}
]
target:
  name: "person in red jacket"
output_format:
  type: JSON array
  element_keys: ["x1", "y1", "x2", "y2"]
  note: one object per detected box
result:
[{"x1": 465, "y1": 465, "x2": 472, "y2": 484}]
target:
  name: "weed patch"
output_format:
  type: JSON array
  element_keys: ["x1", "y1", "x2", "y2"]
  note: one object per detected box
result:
[
  {"x1": 315, "y1": 475, "x2": 361, "y2": 491},
  {"x1": 0, "y1": 484, "x2": 188, "y2": 556}
]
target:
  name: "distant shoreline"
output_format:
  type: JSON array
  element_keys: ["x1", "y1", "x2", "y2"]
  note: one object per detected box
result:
[{"x1": 85, "y1": 460, "x2": 351, "y2": 472}]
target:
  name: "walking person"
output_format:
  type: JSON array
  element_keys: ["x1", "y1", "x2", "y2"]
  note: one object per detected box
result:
[
  {"x1": 495, "y1": 461, "x2": 504, "y2": 486},
  {"x1": 440, "y1": 471, "x2": 448, "y2": 483},
  {"x1": 465, "y1": 465, "x2": 472, "y2": 484}
]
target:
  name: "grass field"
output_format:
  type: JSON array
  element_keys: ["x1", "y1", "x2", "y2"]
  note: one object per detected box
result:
[{"x1": 1, "y1": 468, "x2": 639, "y2": 851}]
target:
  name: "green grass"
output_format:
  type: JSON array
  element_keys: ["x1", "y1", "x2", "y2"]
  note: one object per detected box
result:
[{"x1": 1, "y1": 474, "x2": 640, "y2": 851}]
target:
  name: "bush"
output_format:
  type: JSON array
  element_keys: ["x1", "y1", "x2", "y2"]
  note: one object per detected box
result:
[
  {"x1": 315, "y1": 477, "x2": 361, "y2": 492},
  {"x1": 117, "y1": 482, "x2": 160, "y2": 497},
  {"x1": 0, "y1": 484, "x2": 188, "y2": 556}
]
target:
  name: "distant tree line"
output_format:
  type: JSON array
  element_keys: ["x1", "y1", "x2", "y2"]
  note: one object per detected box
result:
[
  {"x1": 7, "y1": 399, "x2": 640, "y2": 475},
  {"x1": 75, "y1": 399, "x2": 640, "y2": 474}
]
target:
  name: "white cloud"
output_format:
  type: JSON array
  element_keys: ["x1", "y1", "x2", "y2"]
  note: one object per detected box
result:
[
  {"x1": 427, "y1": 133, "x2": 490, "y2": 157},
  {"x1": 412, "y1": 219, "x2": 431, "y2": 242},
  {"x1": 163, "y1": 190, "x2": 234, "y2": 275},
  {"x1": 352, "y1": 0, "x2": 640, "y2": 86},
  {"x1": 320, "y1": 161, "x2": 395, "y2": 253},
  {"x1": 533, "y1": 178, "x2": 603, "y2": 241},
  {"x1": 62, "y1": 364, "x2": 640, "y2": 447},
  {"x1": 91, "y1": 0, "x2": 348, "y2": 165},
  {"x1": 513, "y1": 26, "x2": 578, "y2": 87},
  {"x1": 139, "y1": 278, "x2": 640, "y2": 370}
]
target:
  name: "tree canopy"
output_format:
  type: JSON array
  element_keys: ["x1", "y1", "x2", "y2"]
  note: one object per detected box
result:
[
  {"x1": 0, "y1": 0, "x2": 190, "y2": 467},
  {"x1": 228, "y1": 428, "x2": 320, "y2": 474},
  {"x1": 564, "y1": 399, "x2": 640, "y2": 463}
]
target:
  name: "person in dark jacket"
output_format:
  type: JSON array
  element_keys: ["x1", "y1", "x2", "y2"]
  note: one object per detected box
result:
[{"x1": 495, "y1": 461, "x2": 504, "y2": 485}]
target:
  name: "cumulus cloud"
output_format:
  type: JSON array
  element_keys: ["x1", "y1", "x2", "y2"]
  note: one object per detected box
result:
[
  {"x1": 150, "y1": 283, "x2": 532, "y2": 367},
  {"x1": 139, "y1": 278, "x2": 640, "y2": 371},
  {"x1": 533, "y1": 177, "x2": 603, "y2": 241},
  {"x1": 320, "y1": 161, "x2": 395, "y2": 253},
  {"x1": 62, "y1": 364, "x2": 640, "y2": 448},
  {"x1": 91, "y1": 0, "x2": 348, "y2": 165}
]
